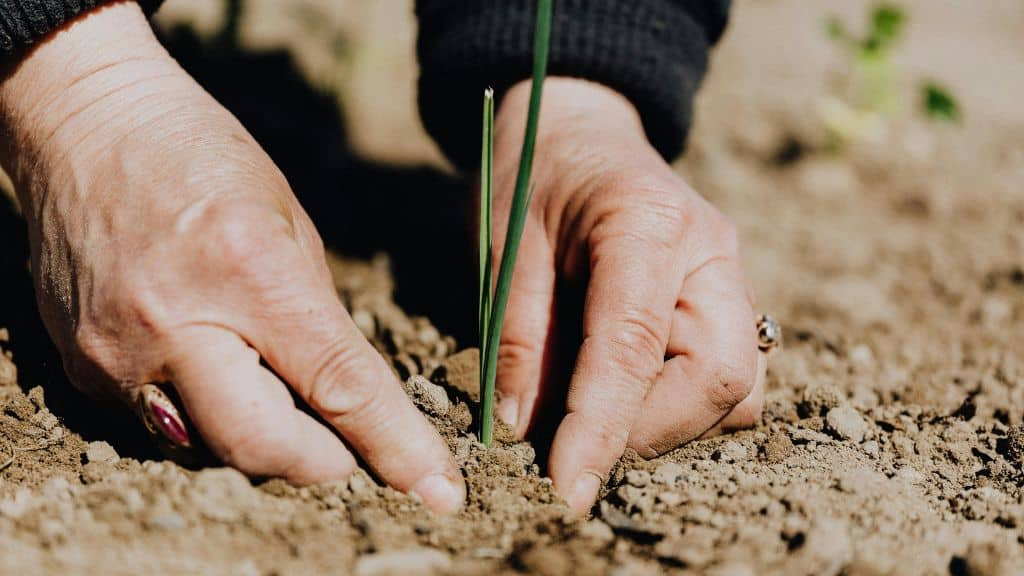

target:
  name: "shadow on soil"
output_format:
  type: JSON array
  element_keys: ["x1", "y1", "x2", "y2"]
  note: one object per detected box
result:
[{"x1": 0, "y1": 27, "x2": 478, "y2": 460}]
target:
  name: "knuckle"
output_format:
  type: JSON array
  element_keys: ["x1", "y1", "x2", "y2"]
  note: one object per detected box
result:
[
  {"x1": 200, "y1": 202, "x2": 287, "y2": 277},
  {"x1": 604, "y1": 310, "x2": 667, "y2": 386},
  {"x1": 496, "y1": 339, "x2": 541, "y2": 378},
  {"x1": 305, "y1": 340, "x2": 383, "y2": 422}
]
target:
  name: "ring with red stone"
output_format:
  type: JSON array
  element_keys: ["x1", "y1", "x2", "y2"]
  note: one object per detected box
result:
[{"x1": 138, "y1": 383, "x2": 192, "y2": 449}]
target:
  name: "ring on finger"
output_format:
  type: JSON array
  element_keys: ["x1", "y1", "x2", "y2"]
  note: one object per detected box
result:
[
  {"x1": 756, "y1": 314, "x2": 782, "y2": 353},
  {"x1": 138, "y1": 383, "x2": 192, "y2": 448}
]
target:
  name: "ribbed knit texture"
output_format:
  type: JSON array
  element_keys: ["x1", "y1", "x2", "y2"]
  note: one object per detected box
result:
[
  {"x1": 416, "y1": 0, "x2": 731, "y2": 170},
  {"x1": 0, "y1": 0, "x2": 160, "y2": 53}
]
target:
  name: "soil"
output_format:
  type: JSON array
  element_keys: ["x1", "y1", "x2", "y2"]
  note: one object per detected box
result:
[{"x1": 1, "y1": 0, "x2": 1023, "y2": 574}]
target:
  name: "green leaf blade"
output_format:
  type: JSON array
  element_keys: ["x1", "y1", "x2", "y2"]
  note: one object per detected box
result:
[
  {"x1": 479, "y1": 0, "x2": 553, "y2": 446},
  {"x1": 479, "y1": 88, "x2": 495, "y2": 445}
]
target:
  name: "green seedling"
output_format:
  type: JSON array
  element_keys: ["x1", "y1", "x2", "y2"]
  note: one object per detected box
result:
[
  {"x1": 478, "y1": 0, "x2": 552, "y2": 446},
  {"x1": 822, "y1": 4, "x2": 961, "y2": 147}
]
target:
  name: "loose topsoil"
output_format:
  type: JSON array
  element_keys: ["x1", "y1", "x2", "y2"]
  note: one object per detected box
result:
[{"x1": 1, "y1": 0, "x2": 1023, "y2": 574}]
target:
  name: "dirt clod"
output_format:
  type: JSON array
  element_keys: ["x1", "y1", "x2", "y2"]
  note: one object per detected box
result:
[{"x1": 825, "y1": 406, "x2": 868, "y2": 443}]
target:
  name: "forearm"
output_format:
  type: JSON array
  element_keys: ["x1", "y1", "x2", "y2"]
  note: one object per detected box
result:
[{"x1": 415, "y1": 0, "x2": 732, "y2": 171}]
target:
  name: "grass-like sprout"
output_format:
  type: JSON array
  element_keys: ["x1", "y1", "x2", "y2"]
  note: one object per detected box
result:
[
  {"x1": 478, "y1": 0, "x2": 553, "y2": 446},
  {"x1": 822, "y1": 3, "x2": 961, "y2": 148}
]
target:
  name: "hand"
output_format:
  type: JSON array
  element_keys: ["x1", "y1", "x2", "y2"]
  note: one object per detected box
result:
[
  {"x1": 0, "y1": 2, "x2": 464, "y2": 513},
  {"x1": 490, "y1": 78, "x2": 766, "y2": 514}
]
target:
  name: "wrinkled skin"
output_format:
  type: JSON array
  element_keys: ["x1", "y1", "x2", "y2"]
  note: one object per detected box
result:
[
  {"x1": 491, "y1": 79, "x2": 765, "y2": 512},
  {"x1": 0, "y1": 1, "x2": 763, "y2": 516}
]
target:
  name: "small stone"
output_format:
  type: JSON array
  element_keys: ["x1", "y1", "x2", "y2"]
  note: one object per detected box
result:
[
  {"x1": 85, "y1": 441, "x2": 119, "y2": 465},
  {"x1": 624, "y1": 470, "x2": 650, "y2": 487},
  {"x1": 715, "y1": 441, "x2": 748, "y2": 463},
  {"x1": 416, "y1": 325, "x2": 440, "y2": 346},
  {"x1": 354, "y1": 548, "x2": 451, "y2": 576},
  {"x1": 656, "y1": 491, "x2": 683, "y2": 506},
  {"x1": 147, "y1": 512, "x2": 186, "y2": 531},
  {"x1": 190, "y1": 468, "x2": 256, "y2": 523},
  {"x1": 799, "y1": 517, "x2": 852, "y2": 574},
  {"x1": 1004, "y1": 425, "x2": 1024, "y2": 466},
  {"x1": 404, "y1": 375, "x2": 450, "y2": 417},
  {"x1": 790, "y1": 428, "x2": 832, "y2": 444},
  {"x1": 763, "y1": 433, "x2": 794, "y2": 463},
  {"x1": 848, "y1": 345, "x2": 875, "y2": 371},
  {"x1": 0, "y1": 489, "x2": 34, "y2": 519},
  {"x1": 392, "y1": 353, "x2": 419, "y2": 380},
  {"x1": 80, "y1": 461, "x2": 112, "y2": 484},
  {"x1": 979, "y1": 296, "x2": 1012, "y2": 327},
  {"x1": 825, "y1": 406, "x2": 868, "y2": 443},
  {"x1": 577, "y1": 519, "x2": 615, "y2": 544},
  {"x1": 896, "y1": 466, "x2": 924, "y2": 484},
  {"x1": 41, "y1": 477, "x2": 71, "y2": 499},
  {"x1": 616, "y1": 484, "x2": 646, "y2": 507},
  {"x1": 433, "y1": 348, "x2": 479, "y2": 402},
  {"x1": 652, "y1": 462, "x2": 684, "y2": 485},
  {"x1": 655, "y1": 526, "x2": 717, "y2": 568},
  {"x1": 862, "y1": 440, "x2": 880, "y2": 456},
  {"x1": 892, "y1": 435, "x2": 915, "y2": 459},
  {"x1": 348, "y1": 470, "x2": 378, "y2": 498},
  {"x1": 351, "y1": 309, "x2": 377, "y2": 340},
  {"x1": 123, "y1": 488, "x2": 145, "y2": 513},
  {"x1": 31, "y1": 410, "x2": 59, "y2": 431},
  {"x1": 38, "y1": 519, "x2": 67, "y2": 545},
  {"x1": 799, "y1": 385, "x2": 843, "y2": 417}
]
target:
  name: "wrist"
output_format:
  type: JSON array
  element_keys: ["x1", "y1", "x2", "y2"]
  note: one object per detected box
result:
[{"x1": 0, "y1": 2, "x2": 177, "y2": 205}]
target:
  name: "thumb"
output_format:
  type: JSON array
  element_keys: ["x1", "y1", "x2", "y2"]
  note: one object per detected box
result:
[{"x1": 493, "y1": 224, "x2": 557, "y2": 438}]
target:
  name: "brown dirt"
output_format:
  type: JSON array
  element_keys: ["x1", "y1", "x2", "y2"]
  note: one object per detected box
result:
[{"x1": 1, "y1": 0, "x2": 1023, "y2": 574}]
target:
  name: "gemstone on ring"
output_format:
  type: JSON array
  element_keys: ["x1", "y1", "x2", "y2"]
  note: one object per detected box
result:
[
  {"x1": 138, "y1": 383, "x2": 192, "y2": 448},
  {"x1": 756, "y1": 314, "x2": 782, "y2": 352}
]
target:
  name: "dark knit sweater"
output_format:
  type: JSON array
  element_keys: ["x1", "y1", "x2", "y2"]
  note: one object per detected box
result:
[
  {"x1": 417, "y1": 0, "x2": 730, "y2": 169},
  {"x1": 0, "y1": 0, "x2": 730, "y2": 168}
]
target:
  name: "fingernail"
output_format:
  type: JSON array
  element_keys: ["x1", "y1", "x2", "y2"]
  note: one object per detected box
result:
[
  {"x1": 410, "y1": 473, "x2": 466, "y2": 515},
  {"x1": 497, "y1": 397, "x2": 519, "y2": 430},
  {"x1": 566, "y1": 471, "x2": 603, "y2": 514}
]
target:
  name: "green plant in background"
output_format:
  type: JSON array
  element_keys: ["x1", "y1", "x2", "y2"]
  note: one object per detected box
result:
[
  {"x1": 827, "y1": 4, "x2": 906, "y2": 116},
  {"x1": 478, "y1": 0, "x2": 552, "y2": 446},
  {"x1": 822, "y1": 4, "x2": 961, "y2": 147},
  {"x1": 921, "y1": 81, "x2": 960, "y2": 123}
]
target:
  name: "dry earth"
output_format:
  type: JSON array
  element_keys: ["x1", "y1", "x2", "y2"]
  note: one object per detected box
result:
[{"x1": 0, "y1": 0, "x2": 1023, "y2": 574}]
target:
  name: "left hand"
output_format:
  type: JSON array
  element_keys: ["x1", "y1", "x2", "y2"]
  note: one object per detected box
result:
[{"x1": 490, "y1": 78, "x2": 766, "y2": 514}]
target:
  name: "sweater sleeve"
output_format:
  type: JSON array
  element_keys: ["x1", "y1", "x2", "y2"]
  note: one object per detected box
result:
[
  {"x1": 0, "y1": 0, "x2": 160, "y2": 54},
  {"x1": 415, "y1": 0, "x2": 731, "y2": 171}
]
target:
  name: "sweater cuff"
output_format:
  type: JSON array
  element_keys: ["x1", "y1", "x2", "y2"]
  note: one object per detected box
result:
[
  {"x1": 416, "y1": 0, "x2": 729, "y2": 171},
  {"x1": 0, "y1": 0, "x2": 161, "y2": 54}
]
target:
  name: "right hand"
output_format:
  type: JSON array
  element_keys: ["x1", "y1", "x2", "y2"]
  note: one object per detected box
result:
[{"x1": 0, "y1": 1, "x2": 464, "y2": 513}]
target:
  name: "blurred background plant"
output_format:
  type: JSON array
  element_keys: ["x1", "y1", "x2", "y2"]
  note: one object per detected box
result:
[{"x1": 821, "y1": 3, "x2": 961, "y2": 150}]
